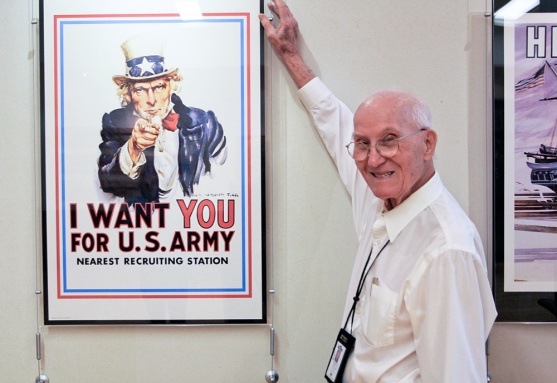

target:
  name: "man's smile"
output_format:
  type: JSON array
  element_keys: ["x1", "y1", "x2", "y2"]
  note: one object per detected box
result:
[{"x1": 371, "y1": 171, "x2": 394, "y2": 179}]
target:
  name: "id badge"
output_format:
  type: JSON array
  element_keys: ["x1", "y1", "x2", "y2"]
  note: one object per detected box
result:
[{"x1": 324, "y1": 328, "x2": 355, "y2": 383}]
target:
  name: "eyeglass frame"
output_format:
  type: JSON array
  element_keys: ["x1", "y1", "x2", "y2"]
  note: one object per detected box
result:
[{"x1": 345, "y1": 128, "x2": 428, "y2": 160}]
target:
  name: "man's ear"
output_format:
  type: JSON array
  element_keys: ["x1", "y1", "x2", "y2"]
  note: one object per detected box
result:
[{"x1": 423, "y1": 129, "x2": 437, "y2": 160}]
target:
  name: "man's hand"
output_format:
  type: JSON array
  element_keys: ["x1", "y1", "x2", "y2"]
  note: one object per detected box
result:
[
  {"x1": 259, "y1": 0, "x2": 301, "y2": 61},
  {"x1": 128, "y1": 117, "x2": 161, "y2": 163},
  {"x1": 259, "y1": 0, "x2": 315, "y2": 88}
]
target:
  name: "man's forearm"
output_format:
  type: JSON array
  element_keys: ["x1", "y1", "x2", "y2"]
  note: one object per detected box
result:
[{"x1": 280, "y1": 52, "x2": 315, "y2": 89}]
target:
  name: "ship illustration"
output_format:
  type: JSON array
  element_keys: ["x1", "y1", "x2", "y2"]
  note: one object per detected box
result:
[{"x1": 523, "y1": 60, "x2": 557, "y2": 194}]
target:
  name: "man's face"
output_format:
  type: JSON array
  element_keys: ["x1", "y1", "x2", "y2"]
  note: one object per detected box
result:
[
  {"x1": 352, "y1": 94, "x2": 436, "y2": 210},
  {"x1": 130, "y1": 78, "x2": 171, "y2": 119}
]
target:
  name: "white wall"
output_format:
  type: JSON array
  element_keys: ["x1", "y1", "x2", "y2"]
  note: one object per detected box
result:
[{"x1": 1, "y1": 0, "x2": 555, "y2": 382}]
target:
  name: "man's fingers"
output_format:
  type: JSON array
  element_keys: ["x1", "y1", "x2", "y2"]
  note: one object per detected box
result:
[
  {"x1": 136, "y1": 119, "x2": 149, "y2": 132},
  {"x1": 133, "y1": 125, "x2": 159, "y2": 149},
  {"x1": 270, "y1": 0, "x2": 293, "y2": 21},
  {"x1": 142, "y1": 128, "x2": 159, "y2": 140},
  {"x1": 259, "y1": 13, "x2": 274, "y2": 34},
  {"x1": 135, "y1": 119, "x2": 160, "y2": 134},
  {"x1": 134, "y1": 134, "x2": 157, "y2": 151},
  {"x1": 267, "y1": 0, "x2": 278, "y2": 16}
]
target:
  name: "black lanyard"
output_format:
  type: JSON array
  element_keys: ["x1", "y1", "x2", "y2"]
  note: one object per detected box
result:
[{"x1": 343, "y1": 239, "x2": 390, "y2": 333}]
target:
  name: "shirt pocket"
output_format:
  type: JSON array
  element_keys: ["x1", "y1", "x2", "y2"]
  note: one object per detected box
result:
[{"x1": 358, "y1": 279, "x2": 398, "y2": 347}]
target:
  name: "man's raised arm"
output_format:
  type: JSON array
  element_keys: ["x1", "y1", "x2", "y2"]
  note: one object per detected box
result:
[{"x1": 259, "y1": 0, "x2": 315, "y2": 89}]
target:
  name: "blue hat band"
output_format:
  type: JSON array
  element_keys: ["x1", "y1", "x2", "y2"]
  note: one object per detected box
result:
[{"x1": 126, "y1": 55, "x2": 167, "y2": 78}]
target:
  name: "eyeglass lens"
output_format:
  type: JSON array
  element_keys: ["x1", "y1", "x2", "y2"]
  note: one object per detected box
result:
[{"x1": 346, "y1": 129, "x2": 426, "y2": 161}]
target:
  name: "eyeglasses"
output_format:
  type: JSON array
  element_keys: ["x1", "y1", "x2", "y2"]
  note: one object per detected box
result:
[{"x1": 345, "y1": 128, "x2": 427, "y2": 161}]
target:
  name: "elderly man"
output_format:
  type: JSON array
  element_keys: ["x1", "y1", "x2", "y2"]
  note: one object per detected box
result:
[
  {"x1": 260, "y1": 1, "x2": 497, "y2": 382},
  {"x1": 98, "y1": 35, "x2": 227, "y2": 204}
]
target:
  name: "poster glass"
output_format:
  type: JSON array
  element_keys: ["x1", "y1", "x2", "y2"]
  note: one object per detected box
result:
[
  {"x1": 40, "y1": 0, "x2": 265, "y2": 324},
  {"x1": 493, "y1": 0, "x2": 557, "y2": 322}
]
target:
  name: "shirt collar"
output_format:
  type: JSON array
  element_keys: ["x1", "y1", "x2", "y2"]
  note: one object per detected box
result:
[{"x1": 383, "y1": 172, "x2": 444, "y2": 242}]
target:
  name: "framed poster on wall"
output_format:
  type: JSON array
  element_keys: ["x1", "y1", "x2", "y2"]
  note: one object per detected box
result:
[
  {"x1": 40, "y1": 0, "x2": 266, "y2": 324},
  {"x1": 493, "y1": 0, "x2": 557, "y2": 322}
]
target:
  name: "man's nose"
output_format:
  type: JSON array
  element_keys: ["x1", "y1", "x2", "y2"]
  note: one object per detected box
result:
[
  {"x1": 365, "y1": 146, "x2": 387, "y2": 167},
  {"x1": 146, "y1": 88, "x2": 156, "y2": 104}
]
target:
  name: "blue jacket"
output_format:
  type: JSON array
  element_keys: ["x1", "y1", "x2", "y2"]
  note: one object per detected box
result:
[{"x1": 98, "y1": 94, "x2": 226, "y2": 204}]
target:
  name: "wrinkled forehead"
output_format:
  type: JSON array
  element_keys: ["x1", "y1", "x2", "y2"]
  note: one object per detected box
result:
[
  {"x1": 130, "y1": 78, "x2": 170, "y2": 89},
  {"x1": 354, "y1": 98, "x2": 405, "y2": 136},
  {"x1": 354, "y1": 91, "x2": 430, "y2": 135}
]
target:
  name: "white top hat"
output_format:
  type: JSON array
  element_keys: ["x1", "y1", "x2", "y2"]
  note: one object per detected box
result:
[{"x1": 112, "y1": 35, "x2": 178, "y2": 86}]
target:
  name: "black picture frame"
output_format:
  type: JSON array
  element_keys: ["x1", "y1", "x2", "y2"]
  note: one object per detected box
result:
[
  {"x1": 493, "y1": 0, "x2": 557, "y2": 322},
  {"x1": 39, "y1": 0, "x2": 266, "y2": 325}
]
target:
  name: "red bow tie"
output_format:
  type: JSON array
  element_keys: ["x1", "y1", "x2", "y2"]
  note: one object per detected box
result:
[{"x1": 162, "y1": 111, "x2": 179, "y2": 131}]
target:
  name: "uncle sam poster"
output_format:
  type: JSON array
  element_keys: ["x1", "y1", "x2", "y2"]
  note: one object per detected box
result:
[{"x1": 40, "y1": 0, "x2": 265, "y2": 324}]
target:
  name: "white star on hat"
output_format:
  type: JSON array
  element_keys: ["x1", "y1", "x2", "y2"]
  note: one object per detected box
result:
[{"x1": 135, "y1": 57, "x2": 155, "y2": 77}]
